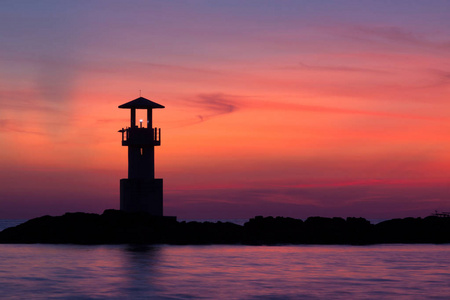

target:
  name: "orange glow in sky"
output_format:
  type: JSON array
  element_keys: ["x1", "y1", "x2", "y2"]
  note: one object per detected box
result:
[{"x1": 1, "y1": 1, "x2": 450, "y2": 219}]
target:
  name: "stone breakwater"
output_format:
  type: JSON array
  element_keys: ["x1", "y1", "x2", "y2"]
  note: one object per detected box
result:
[{"x1": 0, "y1": 210, "x2": 449, "y2": 245}]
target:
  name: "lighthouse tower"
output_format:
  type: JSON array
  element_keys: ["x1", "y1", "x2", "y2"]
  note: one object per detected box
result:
[{"x1": 118, "y1": 97, "x2": 164, "y2": 215}]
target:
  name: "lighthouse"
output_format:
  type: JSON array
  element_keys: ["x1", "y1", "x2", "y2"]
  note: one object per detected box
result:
[{"x1": 118, "y1": 97, "x2": 164, "y2": 215}]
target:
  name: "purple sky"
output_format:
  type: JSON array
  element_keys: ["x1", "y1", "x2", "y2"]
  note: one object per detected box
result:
[{"x1": 1, "y1": 1, "x2": 450, "y2": 219}]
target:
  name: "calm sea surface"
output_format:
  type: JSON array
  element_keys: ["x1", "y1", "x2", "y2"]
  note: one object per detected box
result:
[{"x1": 1, "y1": 221, "x2": 449, "y2": 299}]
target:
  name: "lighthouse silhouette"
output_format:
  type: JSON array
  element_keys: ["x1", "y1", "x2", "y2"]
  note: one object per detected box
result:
[{"x1": 118, "y1": 96, "x2": 164, "y2": 215}]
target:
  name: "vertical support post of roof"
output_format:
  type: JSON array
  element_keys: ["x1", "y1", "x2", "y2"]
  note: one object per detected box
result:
[
  {"x1": 147, "y1": 109, "x2": 152, "y2": 129},
  {"x1": 130, "y1": 108, "x2": 136, "y2": 128}
]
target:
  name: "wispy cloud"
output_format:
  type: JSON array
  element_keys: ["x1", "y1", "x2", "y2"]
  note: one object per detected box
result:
[
  {"x1": 166, "y1": 93, "x2": 240, "y2": 128},
  {"x1": 254, "y1": 100, "x2": 448, "y2": 122},
  {"x1": 427, "y1": 69, "x2": 450, "y2": 87},
  {"x1": 0, "y1": 89, "x2": 64, "y2": 114},
  {"x1": 193, "y1": 93, "x2": 238, "y2": 121},
  {"x1": 165, "y1": 179, "x2": 450, "y2": 218},
  {"x1": 290, "y1": 62, "x2": 388, "y2": 74},
  {"x1": 0, "y1": 119, "x2": 45, "y2": 135},
  {"x1": 2, "y1": 54, "x2": 224, "y2": 79},
  {"x1": 353, "y1": 25, "x2": 424, "y2": 44},
  {"x1": 336, "y1": 24, "x2": 450, "y2": 50}
]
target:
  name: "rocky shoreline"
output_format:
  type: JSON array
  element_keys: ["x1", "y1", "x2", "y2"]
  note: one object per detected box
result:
[{"x1": 0, "y1": 210, "x2": 449, "y2": 245}]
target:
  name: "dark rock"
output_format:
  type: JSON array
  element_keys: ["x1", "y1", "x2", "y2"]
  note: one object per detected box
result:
[
  {"x1": 0, "y1": 210, "x2": 449, "y2": 245},
  {"x1": 374, "y1": 216, "x2": 450, "y2": 244},
  {"x1": 243, "y1": 216, "x2": 304, "y2": 244}
]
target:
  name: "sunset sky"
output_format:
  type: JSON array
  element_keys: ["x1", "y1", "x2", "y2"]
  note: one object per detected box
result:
[{"x1": 1, "y1": 1, "x2": 450, "y2": 219}]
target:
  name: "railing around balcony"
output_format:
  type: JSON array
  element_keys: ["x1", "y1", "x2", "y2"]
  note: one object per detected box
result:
[{"x1": 118, "y1": 127, "x2": 161, "y2": 146}]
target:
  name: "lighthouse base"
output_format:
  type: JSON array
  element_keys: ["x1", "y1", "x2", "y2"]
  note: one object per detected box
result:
[{"x1": 120, "y1": 178, "x2": 163, "y2": 216}]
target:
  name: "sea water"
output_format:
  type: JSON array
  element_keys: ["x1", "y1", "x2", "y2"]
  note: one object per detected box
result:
[{"x1": 0, "y1": 242, "x2": 449, "y2": 299}]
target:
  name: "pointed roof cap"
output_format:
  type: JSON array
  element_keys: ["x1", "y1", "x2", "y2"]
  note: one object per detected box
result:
[{"x1": 118, "y1": 97, "x2": 165, "y2": 109}]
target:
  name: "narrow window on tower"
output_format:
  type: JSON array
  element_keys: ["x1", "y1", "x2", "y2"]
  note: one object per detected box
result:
[{"x1": 140, "y1": 148, "x2": 143, "y2": 156}]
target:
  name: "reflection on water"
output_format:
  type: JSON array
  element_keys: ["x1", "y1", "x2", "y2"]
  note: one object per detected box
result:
[{"x1": 0, "y1": 244, "x2": 449, "y2": 299}]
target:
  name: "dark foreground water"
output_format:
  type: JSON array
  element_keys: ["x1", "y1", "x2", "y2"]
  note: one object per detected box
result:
[{"x1": 0, "y1": 243, "x2": 449, "y2": 299}]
